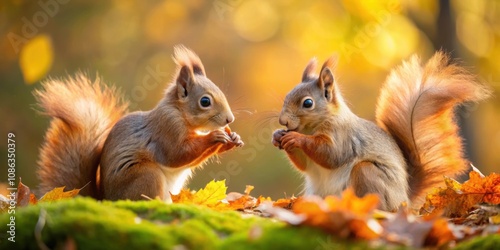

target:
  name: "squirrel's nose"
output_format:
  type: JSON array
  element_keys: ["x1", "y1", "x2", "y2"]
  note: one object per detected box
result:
[
  {"x1": 279, "y1": 116, "x2": 287, "y2": 127},
  {"x1": 226, "y1": 113, "x2": 235, "y2": 124}
]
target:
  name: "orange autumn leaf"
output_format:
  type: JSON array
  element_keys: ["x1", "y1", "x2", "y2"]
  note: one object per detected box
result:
[
  {"x1": 227, "y1": 185, "x2": 257, "y2": 210},
  {"x1": 291, "y1": 188, "x2": 381, "y2": 240},
  {"x1": 273, "y1": 196, "x2": 298, "y2": 209},
  {"x1": 170, "y1": 189, "x2": 194, "y2": 203},
  {"x1": 424, "y1": 218, "x2": 455, "y2": 247},
  {"x1": 29, "y1": 194, "x2": 38, "y2": 205},
  {"x1": 421, "y1": 171, "x2": 500, "y2": 217},
  {"x1": 420, "y1": 176, "x2": 470, "y2": 217},
  {"x1": 227, "y1": 194, "x2": 253, "y2": 210},
  {"x1": 462, "y1": 171, "x2": 500, "y2": 204},
  {"x1": 39, "y1": 187, "x2": 80, "y2": 202},
  {"x1": 256, "y1": 195, "x2": 272, "y2": 206},
  {"x1": 323, "y1": 189, "x2": 379, "y2": 217}
]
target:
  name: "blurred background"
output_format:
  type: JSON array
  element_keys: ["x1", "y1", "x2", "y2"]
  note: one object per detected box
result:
[{"x1": 1, "y1": 0, "x2": 499, "y2": 199}]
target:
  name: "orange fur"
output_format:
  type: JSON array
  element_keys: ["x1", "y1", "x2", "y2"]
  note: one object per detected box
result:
[
  {"x1": 34, "y1": 74, "x2": 128, "y2": 197},
  {"x1": 35, "y1": 46, "x2": 242, "y2": 201},
  {"x1": 375, "y1": 52, "x2": 491, "y2": 203},
  {"x1": 274, "y1": 51, "x2": 490, "y2": 211}
]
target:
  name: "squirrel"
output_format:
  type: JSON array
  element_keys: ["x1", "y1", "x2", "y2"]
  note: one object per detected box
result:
[
  {"x1": 272, "y1": 52, "x2": 491, "y2": 211},
  {"x1": 34, "y1": 45, "x2": 243, "y2": 201}
]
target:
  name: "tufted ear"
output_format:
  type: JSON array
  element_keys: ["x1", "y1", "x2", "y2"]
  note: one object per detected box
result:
[
  {"x1": 173, "y1": 45, "x2": 206, "y2": 76},
  {"x1": 318, "y1": 55, "x2": 338, "y2": 103},
  {"x1": 302, "y1": 58, "x2": 318, "y2": 82},
  {"x1": 173, "y1": 45, "x2": 206, "y2": 98},
  {"x1": 176, "y1": 65, "x2": 194, "y2": 98}
]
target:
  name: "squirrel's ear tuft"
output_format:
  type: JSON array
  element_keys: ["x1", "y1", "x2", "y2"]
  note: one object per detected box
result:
[
  {"x1": 320, "y1": 54, "x2": 338, "y2": 72},
  {"x1": 302, "y1": 58, "x2": 318, "y2": 82},
  {"x1": 318, "y1": 55, "x2": 338, "y2": 103},
  {"x1": 173, "y1": 45, "x2": 206, "y2": 76}
]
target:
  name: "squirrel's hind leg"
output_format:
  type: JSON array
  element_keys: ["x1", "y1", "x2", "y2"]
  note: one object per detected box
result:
[
  {"x1": 102, "y1": 163, "x2": 168, "y2": 201},
  {"x1": 349, "y1": 161, "x2": 409, "y2": 211}
]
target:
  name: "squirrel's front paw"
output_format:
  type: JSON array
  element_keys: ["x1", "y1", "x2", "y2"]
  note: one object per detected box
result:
[
  {"x1": 272, "y1": 129, "x2": 287, "y2": 149},
  {"x1": 280, "y1": 131, "x2": 303, "y2": 151},
  {"x1": 228, "y1": 132, "x2": 244, "y2": 147},
  {"x1": 211, "y1": 130, "x2": 232, "y2": 144}
]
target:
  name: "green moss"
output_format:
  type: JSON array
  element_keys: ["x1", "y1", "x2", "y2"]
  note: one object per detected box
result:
[
  {"x1": 454, "y1": 234, "x2": 500, "y2": 250},
  {"x1": 0, "y1": 197, "x2": 417, "y2": 249}
]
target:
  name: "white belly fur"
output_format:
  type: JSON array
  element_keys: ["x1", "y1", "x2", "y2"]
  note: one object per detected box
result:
[
  {"x1": 160, "y1": 166, "x2": 192, "y2": 199},
  {"x1": 303, "y1": 158, "x2": 352, "y2": 197}
]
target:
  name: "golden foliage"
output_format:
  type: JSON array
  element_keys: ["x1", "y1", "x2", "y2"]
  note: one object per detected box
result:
[{"x1": 19, "y1": 34, "x2": 53, "y2": 84}]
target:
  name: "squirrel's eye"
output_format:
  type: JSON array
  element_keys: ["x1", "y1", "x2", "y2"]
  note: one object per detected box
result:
[
  {"x1": 303, "y1": 98, "x2": 314, "y2": 109},
  {"x1": 200, "y1": 96, "x2": 211, "y2": 108}
]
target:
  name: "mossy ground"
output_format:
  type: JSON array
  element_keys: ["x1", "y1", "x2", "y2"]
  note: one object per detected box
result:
[{"x1": 0, "y1": 197, "x2": 496, "y2": 249}]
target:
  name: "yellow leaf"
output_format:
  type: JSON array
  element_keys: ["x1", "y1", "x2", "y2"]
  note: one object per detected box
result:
[
  {"x1": 39, "y1": 187, "x2": 80, "y2": 202},
  {"x1": 490, "y1": 214, "x2": 500, "y2": 224},
  {"x1": 172, "y1": 180, "x2": 230, "y2": 210},
  {"x1": 444, "y1": 176, "x2": 462, "y2": 192},
  {"x1": 19, "y1": 34, "x2": 53, "y2": 84},
  {"x1": 193, "y1": 180, "x2": 227, "y2": 206}
]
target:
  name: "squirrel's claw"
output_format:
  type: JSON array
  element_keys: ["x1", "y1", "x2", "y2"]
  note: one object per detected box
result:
[{"x1": 230, "y1": 132, "x2": 244, "y2": 147}]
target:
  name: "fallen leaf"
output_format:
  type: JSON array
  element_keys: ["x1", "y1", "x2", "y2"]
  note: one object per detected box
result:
[
  {"x1": 39, "y1": 187, "x2": 80, "y2": 202},
  {"x1": 170, "y1": 189, "x2": 194, "y2": 204},
  {"x1": 0, "y1": 195, "x2": 9, "y2": 213},
  {"x1": 289, "y1": 188, "x2": 381, "y2": 240},
  {"x1": 421, "y1": 172, "x2": 500, "y2": 217},
  {"x1": 244, "y1": 185, "x2": 254, "y2": 195},
  {"x1": 171, "y1": 180, "x2": 230, "y2": 210},
  {"x1": 192, "y1": 180, "x2": 227, "y2": 206},
  {"x1": 462, "y1": 171, "x2": 500, "y2": 204},
  {"x1": 227, "y1": 193, "x2": 256, "y2": 210},
  {"x1": 273, "y1": 196, "x2": 298, "y2": 209},
  {"x1": 257, "y1": 201, "x2": 305, "y2": 225},
  {"x1": 490, "y1": 214, "x2": 500, "y2": 224},
  {"x1": 17, "y1": 179, "x2": 37, "y2": 206},
  {"x1": 424, "y1": 218, "x2": 455, "y2": 247}
]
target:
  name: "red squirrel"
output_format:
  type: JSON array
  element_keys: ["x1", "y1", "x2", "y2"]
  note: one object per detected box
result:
[
  {"x1": 272, "y1": 52, "x2": 490, "y2": 211},
  {"x1": 35, "y1": 45, "x2": 243, "y2": 201}
]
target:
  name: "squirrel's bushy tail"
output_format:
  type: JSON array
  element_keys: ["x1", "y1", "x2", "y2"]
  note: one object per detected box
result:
[
  {"x1": 375, "y1": 52, "x2": 491, "y2": 203},
  {"x1": 34, "y1": 74, "x2": 128, "y2": 197}
]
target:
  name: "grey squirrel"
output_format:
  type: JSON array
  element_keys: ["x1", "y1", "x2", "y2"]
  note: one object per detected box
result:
[
  {"x1": 35, "y1": 45, "x2": 243, "y2": 201},
  {"x1": 272, "y1": 52, "x2": 490, "y2": 211}
]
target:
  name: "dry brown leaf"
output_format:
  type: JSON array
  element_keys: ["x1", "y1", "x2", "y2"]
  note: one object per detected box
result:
[
  {"x1": 382, "y1": 209, "x2": 434, "y2": 247},
  {"x1": 17, "y1": 179, "x2": 38, "y2": 206}
]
